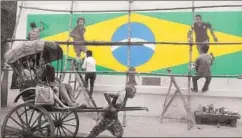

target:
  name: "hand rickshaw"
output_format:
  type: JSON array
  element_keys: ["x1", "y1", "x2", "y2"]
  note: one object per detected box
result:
[{"x1": 1, "y1": 40, "x2": 148, "y2": 138}]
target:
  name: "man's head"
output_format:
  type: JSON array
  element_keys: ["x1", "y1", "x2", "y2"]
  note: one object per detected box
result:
[
  {"x1": 125, "y1": 84, "x2": 136, "y2": 99},
  {"x1": 195, "y1": 14, "x2": 202, "y2": 25},
  {"x1": 86, "y1": 50, "x2": 92, "y2": 57},
  {"x1": 30, "y1": 22, "x2": 36, "y2": 29},
  {"x1": 77, "y1": 17, "x2": 85, "y2": 26}
]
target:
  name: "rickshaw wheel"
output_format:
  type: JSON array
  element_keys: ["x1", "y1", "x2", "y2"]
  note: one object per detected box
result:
[
  {"x1": 1, "y1": 103, "x2": 55, "y2": 138},
  {"x1": 50, "y1": 110, "x2": 79, "y2": 137}
]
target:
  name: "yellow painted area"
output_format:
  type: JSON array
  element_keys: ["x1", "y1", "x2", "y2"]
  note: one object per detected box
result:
[{"x1": 43, "y1": 13, "x2": 242, "y2": 72}]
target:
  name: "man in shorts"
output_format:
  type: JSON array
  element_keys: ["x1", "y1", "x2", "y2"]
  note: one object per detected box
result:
[
  {"x1": 187, "y1": 14, "x2": 218, "y2": 54},
  {"x1": 70, "y1": 17, "x2": 87, "y2": 63}
]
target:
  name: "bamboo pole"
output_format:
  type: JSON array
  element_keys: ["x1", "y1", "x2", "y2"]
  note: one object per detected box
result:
[{"x1": 19, "y1": 4, "x2": 242, "y2": 13}]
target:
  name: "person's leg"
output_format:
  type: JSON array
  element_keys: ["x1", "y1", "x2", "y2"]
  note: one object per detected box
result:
[
  {"x1": 202, "y1": 76, "x2": 211, "y2": 92},
  {"x1": 59, "y1": 84, "x2": 75, "y2": 106},
  {"x1": 84, "y1": 73, "x2": 90, "y2": 89},
  {"x1": 196, "y1": 44, "x2": 202, "y2": 55},
  {"x1": 87, "y1": 117, "x2": 114, "y2": 138},
  {"x1": 203, "y1": 44, "x2": 209, "y2": 53},
  {"x1": 201, "y1": 40, "x2": 209, "y2": 54},
  {"x1": 107, "y1": 119, "x2": 124, "y2": 138},
  {"x1": 53, "y1": 93, "x2": 70, "y2": 108},
  {"x1": 74, "y1": 45, "x2": 82, "y2": 68},
  {"x1": 89, "y1": 72, "x2": 96, "y2": 97},
  {"x1": 192, "y1": 76, "x2": 200, "y2": 92},
  {"x1": 10, "y1": 72, "x2": 18, "y2": 89},
  {"x1": 64, "y1": 83, "x2": 76, "y2": 103},
  {"x1": 74, "y1": 45, "x2": 81, "y2": 59}
]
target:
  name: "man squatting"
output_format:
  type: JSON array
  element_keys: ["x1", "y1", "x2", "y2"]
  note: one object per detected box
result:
[{"x1": 192, "y1": 53, "x2": 215, "y2": 92}]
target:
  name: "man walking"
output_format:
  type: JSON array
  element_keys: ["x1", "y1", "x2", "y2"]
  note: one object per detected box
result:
[
  {"x1": 191, "y1": 53, "x2": 214, "y2": 92},
  {"x1": 188, "y1": 14, "x2": 218, "y2": 54},
  {"x1": 82, "y1": 50, "x2": 96, "y2": 97}
]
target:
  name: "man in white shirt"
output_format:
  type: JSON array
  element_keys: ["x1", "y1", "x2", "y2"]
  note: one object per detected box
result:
[{"x1": 82, "y1": 50, "x2": 96, "y2": 96}]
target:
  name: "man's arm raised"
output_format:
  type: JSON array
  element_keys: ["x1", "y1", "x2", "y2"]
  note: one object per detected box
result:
[
  {"x1": 39, "y1": 21, "x2": 45, "y2": 31},
  {"x1": 104, "y1": 92, "x2": 117, "y2": 108}
]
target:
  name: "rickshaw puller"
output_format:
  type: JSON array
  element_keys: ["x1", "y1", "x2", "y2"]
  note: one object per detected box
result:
[{"x1": 87, "y1": 84, "x2": 136, "y2": 138}]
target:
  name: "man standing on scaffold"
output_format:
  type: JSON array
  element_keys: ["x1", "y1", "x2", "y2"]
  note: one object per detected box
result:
[
  {"x1": 187, "y1": 14, "x2": 218, "y2": 54},
  {"x1": 70, "y1": 17, "x2": 87, "y2": 67},
  {"x1": 87, "y1": 67, "x2": 137, "y2": 138}
]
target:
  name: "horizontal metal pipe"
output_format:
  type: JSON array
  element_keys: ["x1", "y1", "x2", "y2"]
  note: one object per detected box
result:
[
  {"x1": 72, "y1": 106, "x2": 146, "y2": 110},
  {"x1": 55, "y1": 71, "x2": 241, "y2": 78},
  {"x1": 1, "y1": 68, "x2": 241, "y2": 78},
  {"x1": 19, "y1": 5, "x2": 242, "y2": 13},
  {"x1": 51, "y1": 107, "x2": 149, "y2": 112},
  {"x1": 5, "y1": 39, "x2": 242, "y2": 46},
  {"x1": 74, "y1": 107, "x2": 149, "y2": 112}
]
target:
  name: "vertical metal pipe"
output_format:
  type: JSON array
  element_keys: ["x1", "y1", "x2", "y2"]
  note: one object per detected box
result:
[
  {"x1": 62, "y1": 1, "x2": 74, "y2": 81},
  {"x1": 127, "y1": 1, "x2": 132, "y2": 68},
  {"x1": 123, "y1": 0, "x2": 133, "y2": 128},
  {"x1": 187, "y1": 0, "x2": 195, "y2": 130}
]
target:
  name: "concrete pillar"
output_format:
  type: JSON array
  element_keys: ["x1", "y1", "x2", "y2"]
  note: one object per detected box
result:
[{"x1": 1, "y1": 1, "x2": 17, "y2": 107}]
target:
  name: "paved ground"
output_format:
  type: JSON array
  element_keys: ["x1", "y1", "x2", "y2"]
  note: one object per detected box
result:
[
  {"x1": 1, "y1": 93, "x2": 242, "y2": 137},
  {"x1": 1, "y1": 107, "x2": 242, "y2": 137}
]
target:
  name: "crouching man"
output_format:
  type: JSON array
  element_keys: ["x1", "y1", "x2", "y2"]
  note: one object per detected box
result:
[{"x1": 192, "y1": 53, "x2": 214, "y2": 92}]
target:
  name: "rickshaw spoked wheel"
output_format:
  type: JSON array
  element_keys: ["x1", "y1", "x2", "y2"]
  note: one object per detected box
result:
[
  {"x1": 1, "y1": 103, "x2": 55, "y2": 138},
  {"x1": 49, "y1": 110, "x2": 79, "y2": 137}
]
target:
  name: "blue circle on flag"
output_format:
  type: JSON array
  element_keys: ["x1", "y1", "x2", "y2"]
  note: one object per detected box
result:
[{"x1": 111, "y1": 22, "x2": 156, "y2": 67}]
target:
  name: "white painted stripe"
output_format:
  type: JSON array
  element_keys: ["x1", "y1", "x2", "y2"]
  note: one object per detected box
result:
[{"x1": 111, "y1": 38, "x2": 156, "y2": 51}]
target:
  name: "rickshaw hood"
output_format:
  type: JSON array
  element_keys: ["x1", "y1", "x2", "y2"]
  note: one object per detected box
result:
[{"x1": 4, "y1": 40, "x2": 63, "y2": 64}]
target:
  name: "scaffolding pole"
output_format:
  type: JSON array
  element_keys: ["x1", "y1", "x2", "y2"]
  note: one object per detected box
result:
[
  {"x1": 5, "y1": 39, "x2": 242, "y2": 46},
  {"x1": 187, "y1": 1, "x2": 195, "y2": 130},
  {"x1": 62, "y1": 1, "x2": 74, "y2": 81},
  {"x1": 123, "y1": 0, "x2": 133, "y2": 128}
]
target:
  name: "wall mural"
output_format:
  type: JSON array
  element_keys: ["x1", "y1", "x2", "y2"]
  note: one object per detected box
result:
[{"x1": 27, "y1": 11, "x2": 242, "y2": 75}]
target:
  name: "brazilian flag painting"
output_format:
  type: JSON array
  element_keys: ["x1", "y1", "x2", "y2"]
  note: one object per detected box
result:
[{"x1": 27, "y1": 11, "x2": 242, "y2": 75}]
